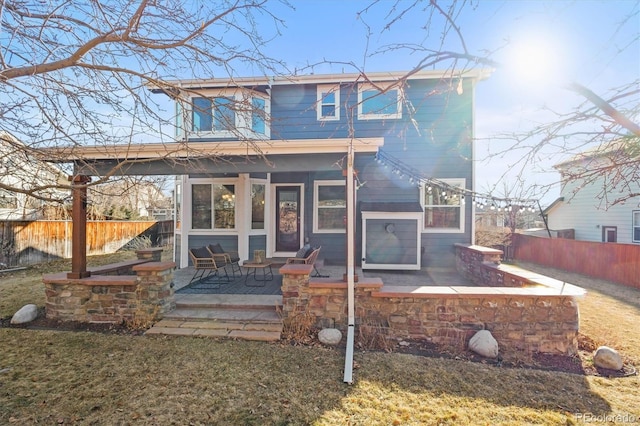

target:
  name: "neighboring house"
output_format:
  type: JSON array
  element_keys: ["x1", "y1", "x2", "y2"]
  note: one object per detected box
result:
[
  {"x1": 87, "y1": 178, "x2": 173, "y2": 220},
  {"x1": 476, "y1": 207, "x2": 542, "y2": 230},
  {"x1": 545, "y1": 140, "x2": 640, "y2": 244},
  {"x1": 0, "y1": 131, "x2": 68, "y2": 219},
  {"x1": 156, "y1": 70, "x2": 490, "y2": 268}
]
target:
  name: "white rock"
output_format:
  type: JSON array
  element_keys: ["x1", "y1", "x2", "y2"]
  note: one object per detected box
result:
[
  {"x1": 593, "y1": 346, "x2": 623, "y2": 370},
  {"x1": 11, "y1": 304, "x2": 39, "y2": 324},
  {"x1": 468, "y1": 330, "x2": 499, "y2": 358},
  {"x1": 318, "y1": 328, "x2": 342, "y2": 346}
]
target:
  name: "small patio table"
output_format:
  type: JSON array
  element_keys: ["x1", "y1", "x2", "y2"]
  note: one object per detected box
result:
[{"x1": 242, "y1": 261, "x2": 274, "y2": 286}]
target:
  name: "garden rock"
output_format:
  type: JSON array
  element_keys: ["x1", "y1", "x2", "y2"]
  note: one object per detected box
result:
[
  {"x1": 318, "y1": 328, "x2": 342, "y2": 346},
  {"x1": 468, "y1": 330, "x2": 499, "y2": 358},
  {"x1": 11, "y1": 304, "x2": 39, "y2": 324},
  {"x1": 593, "y1": 346, "x2": 623, "y2": 370}
]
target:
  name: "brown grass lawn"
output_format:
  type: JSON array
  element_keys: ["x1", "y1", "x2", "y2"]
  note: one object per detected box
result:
[{"x1": 1, "y1": 254, "x2": 639, "y2": 425}]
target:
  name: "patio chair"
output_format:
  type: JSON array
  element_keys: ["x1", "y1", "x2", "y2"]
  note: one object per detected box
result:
[
  {"x1": 188, "y1": 247, "x2": 230, "y2": 285},
  {"x1": 207, "y1": 243, "x2": 242, "y2": 278},
  {"x1": 286, "y1": 246, "x2": 324, "y2": 277}
]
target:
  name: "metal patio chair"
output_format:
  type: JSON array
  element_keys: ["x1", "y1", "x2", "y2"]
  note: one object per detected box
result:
[
  {"x1": 286, "y1": 246, "x2": 324, "y2": 277},
  {"x1": 188, "y1": 247, "x2": 230, "y2": 285},
  {"x1": 207, "y1": 243, "x2": 242, "y2": 278}
]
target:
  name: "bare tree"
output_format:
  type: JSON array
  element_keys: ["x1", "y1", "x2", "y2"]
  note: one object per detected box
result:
[
  {"x1": 474, "y1": 179, "x2": 540, "y2": 258},
  {"x1": 1, "y1": 0, "x2": 289, "y2": 196},
  {"x1": 480, "y1": 7, "x2": 640, "y2": 207},
  {"x1": 0, "y1": 0, "x2": 505, "y2": 214}
]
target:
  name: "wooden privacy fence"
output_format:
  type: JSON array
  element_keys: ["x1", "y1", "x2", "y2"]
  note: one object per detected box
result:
[
  {"x1": 0, "y1": 220, "x2": 174, "y2": 267},
  {"x1": 513, "y1": 234, "x2": 640, "y2": 289}
]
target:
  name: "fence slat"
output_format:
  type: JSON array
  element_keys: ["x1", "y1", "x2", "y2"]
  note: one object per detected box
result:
[
  {"x1": 513, "y1": 234, "x2": 640, "y2": 289},
  {"x1": 0, "y1": 220, "x2": 173, "y2": 267}
]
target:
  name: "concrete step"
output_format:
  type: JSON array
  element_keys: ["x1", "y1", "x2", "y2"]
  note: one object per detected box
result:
[
  {"x1": 174, "y1": 293, "x2": 282, "y2": 310},
  {"x1": 145, "y1": 305, "x2": 283, "y2": 342}
]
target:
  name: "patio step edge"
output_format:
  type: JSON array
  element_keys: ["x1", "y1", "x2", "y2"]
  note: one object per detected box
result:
[
  {"x1": 144, "y1": 327, "x2": 282, "y2": 342},
  {"x1": 174, "y1": 294, "x2": 282, "y2": 310},
  {"x1": 163, "y1": 307, "x2": 283, "y2": 325},
  {"x1": 145, "y1": 319, "x2": 282, "y2": 342}
]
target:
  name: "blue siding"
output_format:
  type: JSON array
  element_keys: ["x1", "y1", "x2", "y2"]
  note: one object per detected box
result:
[
  {"x1": 182, "y1": 76, "x2": 476, "y2": 268},
  {"x1": 249, "y1": 235, "x2": 267, "y2": 255},
  {"x1": 175, "y1": 238, "x2": 183, "y2": 268}
]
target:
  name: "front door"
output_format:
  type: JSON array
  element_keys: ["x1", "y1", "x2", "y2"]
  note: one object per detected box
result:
[{"x1": 275, "y1": 186, "x2": 301, "y2": 252}]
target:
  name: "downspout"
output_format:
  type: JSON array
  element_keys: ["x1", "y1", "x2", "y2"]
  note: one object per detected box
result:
[{"x1": 343, "y1": 145, "x2": 356, "y2": 384}]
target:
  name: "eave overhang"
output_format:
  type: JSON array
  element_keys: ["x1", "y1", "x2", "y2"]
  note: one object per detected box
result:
[
  {"x1": 37, "y1": 137, "x2": 384, "y2": 162},
  {"x1": 149, "y1": 69, "x2": 493, "y2": 94}
]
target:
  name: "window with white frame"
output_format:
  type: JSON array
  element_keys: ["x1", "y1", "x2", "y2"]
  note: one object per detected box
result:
[
  {"x1": 191, "y1": 183, "x2": 235, "y2": 230},
  {"x1": 175, "y1": 181, "x2": 182, "y2": 231},
  {"x1": 314, "y1": 180, "x2": 346, "y2": 233},
  {"x1": 251, "y1": 97, "x2": 267, "y2": 135},
  {"x1": 357, "y1": 82, "x2": 402, "y2": 120},
  {"x1": 422, "y1": 179, "x2": 465, "y2": 232},
  {"x1": 633, "y1": 211, "x2": 640, "y2": 243},
  {"x1": 251, "y1": 182, "x2": 266, "y2": 230},
  {"x1": 175, "y1": 102, "x2": 183, "y2": 138},
  {"x1": 189, "y1": 89, "x2": 270, "y2": 138},
  {"x1": 317, "y1": 84, "x2": 340, "y2": 121}
]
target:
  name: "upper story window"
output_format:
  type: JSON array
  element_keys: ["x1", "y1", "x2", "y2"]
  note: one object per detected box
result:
[
  {"x1": 175, "y1": 102, "x2": 183, "y2": 138},
  {"x1": 252, "y1": 98, "x2": 267, "y2": 134},
  {"x1": 192, "y1": 96, "x2": 235, "y2": 133},
  {"x1": 421, "y1": 178, "x2": 465, "y2": 233},
  {"x1": 358, "y1": 82, "x2": 403, "y2": 120},
  {"x1": 186, "y1": 89, "x2": 270, "y2": 139},
  {"x1": 313, "y1": 180, "x2": 346, "y2": 233},
  {"x1": 317, "y1": 84, "x2": 340, "y2": 121}
]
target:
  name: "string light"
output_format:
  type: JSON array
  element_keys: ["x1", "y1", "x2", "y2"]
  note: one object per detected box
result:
[{"x1": 374, "y1": 149, "x2": 541, "y2": 212}]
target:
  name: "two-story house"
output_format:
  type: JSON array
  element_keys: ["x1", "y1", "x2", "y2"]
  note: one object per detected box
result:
[
  {"x1": 156, "y1": 70, "x2": 489, "y2": 269},
  {"x1": 545, "y1": 139, "x2": 640, "y2": 244}
]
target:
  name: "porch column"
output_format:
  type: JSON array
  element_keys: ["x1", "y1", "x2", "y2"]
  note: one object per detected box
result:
[{"x1": 67, "y1": 175, "x2": 91, "y2": 279}]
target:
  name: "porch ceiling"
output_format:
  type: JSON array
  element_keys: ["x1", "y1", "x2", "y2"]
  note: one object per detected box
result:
[{"x1": 37, "y1": 138, "x2": 383, "y2": 176}]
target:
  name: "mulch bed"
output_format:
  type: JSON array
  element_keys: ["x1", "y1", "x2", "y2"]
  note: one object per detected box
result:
[
  {"x1": 0, "y1": 307, "x2": 146, "y2": 336},
  {"x1": 388, "y1": 334, "x2": 637, "y2": 378}
]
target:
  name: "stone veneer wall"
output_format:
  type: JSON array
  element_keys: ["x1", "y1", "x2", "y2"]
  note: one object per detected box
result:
[
  {"x1": 279, "y1": 246, "x2": 584, "y2": 355},
  {"x1": 43, "y1": 261, "x2": 176, "y2": 324}
]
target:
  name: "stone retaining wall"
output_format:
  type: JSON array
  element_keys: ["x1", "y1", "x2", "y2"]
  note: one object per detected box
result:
[
  {"x1": 43, "y1": 261, "x2": 176, "y2": 324},
  {"x1": 279, "y1": 247, "x2": 585, "y2": 355}
]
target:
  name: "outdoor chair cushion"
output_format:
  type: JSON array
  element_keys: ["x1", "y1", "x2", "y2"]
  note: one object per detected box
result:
[
  {"x1": 191, "y1": 247, "x2": 211, "y2": 258},
  {"x1": 207, "y1": 244, "x2": 240, "y2": 262},
  {"x1": 295, "y1": 244, "x2": 311, "y2": 259},
  {"x1": 209, "y1": 243, "x2": 225, "y2": 254}
]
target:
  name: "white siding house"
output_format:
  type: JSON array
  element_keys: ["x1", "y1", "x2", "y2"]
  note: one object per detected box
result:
[
  {"x1": 0, "y1": 131, "x2": 68, "y2": 219},
  {"x1": 545, "y1": 141, "x2": 640, "y2": 244}
]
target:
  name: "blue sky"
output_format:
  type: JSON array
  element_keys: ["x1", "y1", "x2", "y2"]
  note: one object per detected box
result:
[{"x1": 249, "y1": 0, "x2": 639, "y2": 203}]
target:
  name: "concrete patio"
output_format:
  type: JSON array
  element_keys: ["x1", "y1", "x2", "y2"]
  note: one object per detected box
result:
[{"x1": 171, "y1": 261, "x2": 474, "y2": 296}]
